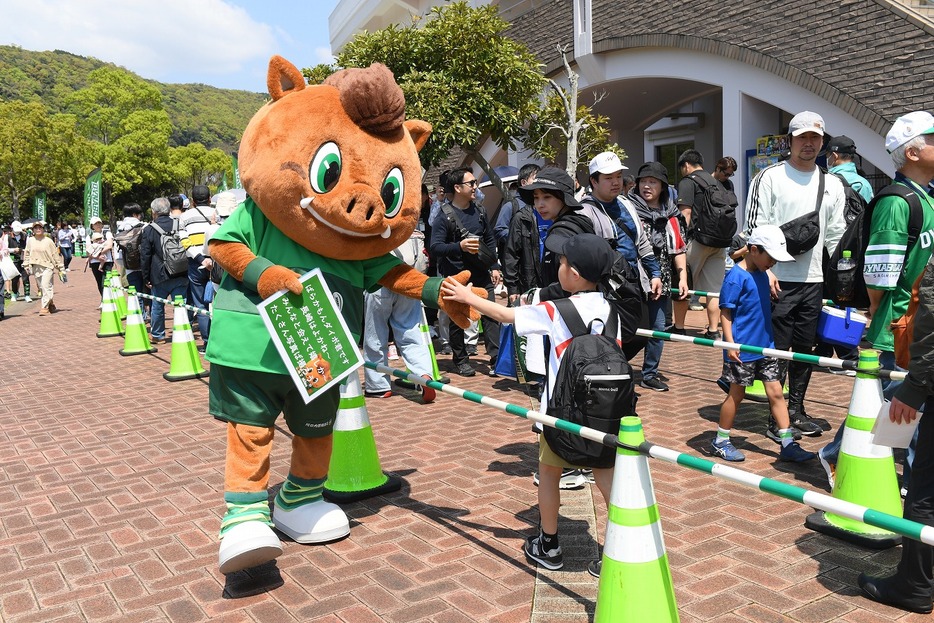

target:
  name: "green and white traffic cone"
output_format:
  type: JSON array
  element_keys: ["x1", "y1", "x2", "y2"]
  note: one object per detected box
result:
[
  {"x1": 119, "y1": 287, "x2": 157, "y2": 356},
  {"x1": 163, "y1": 296, "x2": 209, "y2": 381},
  {"x1": 109, "y1": 271, "x2": 128, "y2": 320},
  {"x1": 96, "y1": 280, "x2": 124, "y2": 338},
  {"x1": 595, "y1": 416, "x2": 678, "y2": 622},
  {"x1": 805, "y1": 349, "x2": 903, "y2": 548},
  {"x1": 324, "y1": 373, "x2": 401, "y2": 503}
]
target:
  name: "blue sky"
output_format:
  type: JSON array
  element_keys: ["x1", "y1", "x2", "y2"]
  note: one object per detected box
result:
[{"x1": 0, "y1": 0, "x2": 340, "y2": 92}]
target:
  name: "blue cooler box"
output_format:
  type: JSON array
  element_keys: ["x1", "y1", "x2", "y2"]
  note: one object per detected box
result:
[{"x1": 816, "y1": 306, "x2": 867, "y2": 348}]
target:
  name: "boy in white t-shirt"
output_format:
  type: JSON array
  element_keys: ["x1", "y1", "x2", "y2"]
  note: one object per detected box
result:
[{"x1": 442, "y1": 232, "x2": 622, "y2": 577}]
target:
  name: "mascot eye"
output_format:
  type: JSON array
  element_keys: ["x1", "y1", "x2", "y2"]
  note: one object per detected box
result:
[
  {"x1": 381, "y1": 167, "x2": 405, "y2": 218},
  {"x1": 309, "y1": 142, "x2": 342, "y2": 193}
]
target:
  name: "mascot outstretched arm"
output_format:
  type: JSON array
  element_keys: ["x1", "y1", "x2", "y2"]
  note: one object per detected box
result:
[{"x1": 208, "y1": 56, "x2": 485, "y2": 575}]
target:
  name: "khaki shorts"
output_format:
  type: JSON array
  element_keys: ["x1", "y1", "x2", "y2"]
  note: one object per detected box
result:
[
  {"x1": 686, "y1": 241, "x2": 726, "y2": 294},
  {"x1": 209, "y1": 363, "x2": 340, "y2": 438},
  {"x1": 539, "y1": 432, "x2": 580, "y2": 469}
]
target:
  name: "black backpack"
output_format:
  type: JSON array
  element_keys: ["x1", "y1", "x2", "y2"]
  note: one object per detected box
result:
[
  {"x1": 824, "y1": 183, "x2": 924, "y2": 307},
  {"x1": 832, "y1": 172, "x2": 869, "y2": 226},
  {"x1": 544, "y1": 298, "x2": 636, "y2": 468},
  {"x1": 149, "y1": 220, "x2": 189, "y2": 277},
  {"x1": 687, "y1": 171, "x2": 738, "y2": 248},
  {"x1": 113, "y1": 223, "x2": 145, "y2": 270}
]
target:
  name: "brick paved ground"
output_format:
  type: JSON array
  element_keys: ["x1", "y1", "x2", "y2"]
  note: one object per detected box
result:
[{"x1": 0, "y1": 267, "x2": 927, "y2": 622}]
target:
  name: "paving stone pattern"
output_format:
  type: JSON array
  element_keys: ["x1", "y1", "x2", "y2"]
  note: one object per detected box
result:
[{"x1": 0, "y1": 268, "x2": 924, "y2": 621}]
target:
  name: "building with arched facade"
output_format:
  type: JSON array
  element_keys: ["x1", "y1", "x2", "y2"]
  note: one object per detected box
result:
[{"x1": 330, "y1": 0, "x2": 934, "y2": 221}]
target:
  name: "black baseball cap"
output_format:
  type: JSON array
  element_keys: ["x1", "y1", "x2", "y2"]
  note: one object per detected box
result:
[
  {"x1": 518, "y1": 166, "x2": 582, "y2": 208},
  {"x1": 192, "y1": 185, "x2": 211, "y2": 203},
  {"x1": 826, "y1": 135, "x2": 857, "y2": 155},
  {"x1": 544, "y1": 233, "x2": 615, "y2": 283}
]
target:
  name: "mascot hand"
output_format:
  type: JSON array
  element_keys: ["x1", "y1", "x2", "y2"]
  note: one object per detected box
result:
[
  {"x1": 438, "y1": 270, "x2": 486, "y2": 329},
  {"x1": 257, "y1": 265, "x2": 304, "y2": 300}
]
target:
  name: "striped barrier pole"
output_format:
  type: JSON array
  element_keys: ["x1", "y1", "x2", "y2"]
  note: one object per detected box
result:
[
  {"x1": 365, "y1": 361, "x2": 934, "y2": 546},
  {"x1": 638, "y1": 328, "x2": 906, "y2": 382}
]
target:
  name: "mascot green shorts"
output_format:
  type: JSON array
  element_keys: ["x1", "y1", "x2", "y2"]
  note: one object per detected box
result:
[{"x1": 209, "y1": 363, "x2": 340, "y2": 438}]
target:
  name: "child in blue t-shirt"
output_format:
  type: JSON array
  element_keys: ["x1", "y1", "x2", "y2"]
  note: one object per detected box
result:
[{"x1": 712, "y1": 225, "x2": 817, "y2": 463}]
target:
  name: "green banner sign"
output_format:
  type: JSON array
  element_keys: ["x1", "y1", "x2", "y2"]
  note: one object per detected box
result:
[
  {"x1": 258, "y1": 268, "x2": 362, "y2": 403},
  {"x1": 34, "y1": 190, "x2": 46, "y2": 222},
  {"x1": 83, "y1": 168, "x2": 102, "y2": 229}
]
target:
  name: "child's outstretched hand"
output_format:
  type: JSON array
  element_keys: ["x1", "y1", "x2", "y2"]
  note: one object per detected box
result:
[{"x1": 440, "y1": 276, "x2": 474, "y2": 304}]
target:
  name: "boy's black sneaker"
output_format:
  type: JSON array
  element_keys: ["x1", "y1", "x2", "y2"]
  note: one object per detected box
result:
[
  {"x1": 640, "y1": 377, "x2": 669, "y2": 392},
  {"x1": 524, "y1": 534, "x2": 563, "y2": 570},
  {"x1": 587, "y1": 559, "x2": 602, "y2": 578},
  {"x1": 789, "y1": 412, "x2": 823, "y2": 436},
  {"x1": 455, "y1": 363, "x2": 476, "y2": 377},
  {"x1": 765, "y1": 420, "x2": 802, "y2": 444}
]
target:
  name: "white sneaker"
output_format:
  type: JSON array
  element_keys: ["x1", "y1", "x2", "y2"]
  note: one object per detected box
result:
[
  {"x1": 24, "y1": 296, "x2": 32, "y2": 303},
  {"x1": 273, "y1": 499, "x2": 350, "y2": 544},
  {"x1": 218, "y1": 521, "x2": 283, "y2": 575},
  {"x1": 818, "y1": 449, "x2": 835, "y2": 489}
]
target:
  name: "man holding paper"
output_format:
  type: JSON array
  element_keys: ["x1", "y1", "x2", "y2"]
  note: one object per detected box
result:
[{"x1": 859, "y1": 254, "x2": 934, "y2": 614}]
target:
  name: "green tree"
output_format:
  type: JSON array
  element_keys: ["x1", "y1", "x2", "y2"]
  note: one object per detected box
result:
[
  {"x1": 0, "y1": 101, "x2": 94, "y2": 220},
  {"x1": 168, "y1": 142, "x2": 231, "y2": 194},
  {"x1": 326, "y1": 1, "x2": 546, "y2": 193},
  {"x1": 68, "y1": 67, "x2": 172, "y2": 222}
]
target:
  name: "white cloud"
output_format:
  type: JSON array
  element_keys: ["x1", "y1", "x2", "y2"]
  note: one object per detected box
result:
[
  {"x1": 314, "y1": 46, "x2": 335, "y2": 65},
  {"x1": 0, "y1": 0, "x2": 278, "y2": 85}
]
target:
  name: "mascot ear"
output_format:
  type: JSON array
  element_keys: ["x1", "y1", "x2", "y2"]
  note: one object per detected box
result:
[
  {"x1": 268, "y1": 55, "x2": 306, "y2": 101},
  {"x1": 405, "y1": 120, "x2": 432, "y2": 152}
]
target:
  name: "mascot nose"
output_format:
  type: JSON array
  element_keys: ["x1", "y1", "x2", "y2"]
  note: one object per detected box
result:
[{"x1": 339, "y1": 185, "x2": 391, "y2": 233}]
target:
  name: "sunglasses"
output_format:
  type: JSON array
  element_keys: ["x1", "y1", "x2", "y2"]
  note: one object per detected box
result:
[{"x1": 457, "y1": 179, "x2": 478, "y2": 188}]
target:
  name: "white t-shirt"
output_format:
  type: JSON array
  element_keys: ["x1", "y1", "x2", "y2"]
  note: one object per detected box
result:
[
  {"x1": 744, "y1": 161, "x2": 846, "y2": 283},
  {"x1": 513, "y1": 291, "x2": 615, "y2": 413}
]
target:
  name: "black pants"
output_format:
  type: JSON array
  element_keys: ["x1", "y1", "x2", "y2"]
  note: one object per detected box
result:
[
  {"x1": 896, "y1": 401, "x2": 934, "y2": 597},
  {"x1": 89, "y1": 261, "x2": 114, "y2": 297},
  {"x1": 449, "y1": 283, "x2": 500, "y2": 367},
  {"x1": 771, "y1": 281, "x2": 822, "y2": 414}
]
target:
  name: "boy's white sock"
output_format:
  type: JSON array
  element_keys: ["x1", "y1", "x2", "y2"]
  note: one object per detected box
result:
[
  {"x1": 778, "y1": 428, "x2": 794, "y2": 447},
  {"x1": 716, "y1": 427, "x2": 731, "y2": 442}
]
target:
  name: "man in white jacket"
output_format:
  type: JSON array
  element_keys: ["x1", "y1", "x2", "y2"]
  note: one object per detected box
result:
[{"x1": 744, "y1": 111, "x2": 846, "y2": 440}]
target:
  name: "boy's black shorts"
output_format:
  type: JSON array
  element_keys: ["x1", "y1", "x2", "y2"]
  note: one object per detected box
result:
[{"x1": 722, "y1": 357, "x2": 782, "y2": 386}]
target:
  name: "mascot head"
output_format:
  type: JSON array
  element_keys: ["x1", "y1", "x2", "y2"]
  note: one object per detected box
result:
[{"x1": 239, "y1": 56, "x2": 431, "y2": 260}]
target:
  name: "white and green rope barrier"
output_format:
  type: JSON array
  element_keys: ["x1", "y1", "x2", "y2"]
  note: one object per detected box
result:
[
  {"x1": 111, "y1": 283, "x2": 211, "y2": 317},
  {"x1": 365, "y1": 361, "x2": 934, "y2": 546},
  {"x1": 637, "y1": 328, "x2": 907, "y2": 382}
]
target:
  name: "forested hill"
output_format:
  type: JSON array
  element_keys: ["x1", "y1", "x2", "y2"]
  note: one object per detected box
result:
[{"x1": 0, "y1": 45, "x2": 266, "y2": 152}]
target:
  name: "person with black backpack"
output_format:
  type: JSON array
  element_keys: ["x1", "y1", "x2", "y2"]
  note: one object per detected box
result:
[
  {"x1": 115, "y1": 203, "x2": 150, "y2": 323},
  {"x1": 818, "y1": 112, "x2": 934, "y2": 497},
  {"x1": 673, "y1": 149, "x2": 738, "y2": 339},
  {"x1": 141, "y1": 197, "x2": 190, "y2": 345},
  {"x1": 441, "y1": 233, "x2": 636, "y2": 579}
]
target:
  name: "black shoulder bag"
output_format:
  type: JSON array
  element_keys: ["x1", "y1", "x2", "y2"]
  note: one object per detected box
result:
[
  {"x1": 441, "y1": 203, "x2": 497, "y2": 269},
  {"x1": 779, "y1": 171, "x2": 824, "y2": 256}
]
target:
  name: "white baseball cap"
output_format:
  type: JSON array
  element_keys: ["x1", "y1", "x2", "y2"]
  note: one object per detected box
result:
[
  {"x1": 588, "y1": 151, "x2": 628, "y2": 176},
  {"x1": 789, "y1": 111, "x2": 825, "y2": 137},
  {"x1": 11, "y1": 220, "x2": 22, "y2": 233},
  {"x1": 89, "y1": 216, "x2": 103, "y2": 225},
  {"x1": 885, "y1": 111, "x2": 934, "y2": 153},
  {"x1": 747, "y1": 224, "x2": 795, "y2": 263}
]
